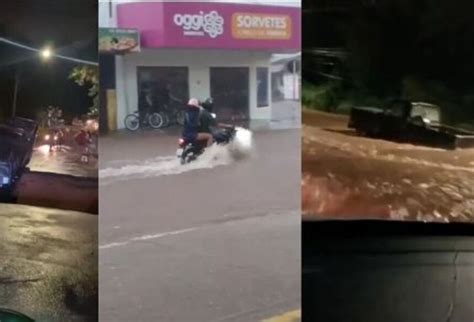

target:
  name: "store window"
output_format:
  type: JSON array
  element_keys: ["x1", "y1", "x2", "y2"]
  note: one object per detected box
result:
[
  {"x1": 210, "y1": 67, "x2": 249, "y2": 120},
  {"x1": 257, "y1": 67, "x2": 269, "y2": 107},
  {"x1": 136, "y1": 67, "x2": 189, "y2": 113}
]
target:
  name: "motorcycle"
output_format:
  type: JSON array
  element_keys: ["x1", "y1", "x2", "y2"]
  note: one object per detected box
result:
[
  {"x1": 44, "y1": 128, "x2": 64, "y2": 152},
  {"x1": 176, "y1": 112, "x2": 236, "y2": 165}
]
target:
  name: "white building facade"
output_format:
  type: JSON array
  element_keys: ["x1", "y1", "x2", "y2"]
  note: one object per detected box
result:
[{"x1": 99, "y1": 1, "x2": 301, "y2": 130}]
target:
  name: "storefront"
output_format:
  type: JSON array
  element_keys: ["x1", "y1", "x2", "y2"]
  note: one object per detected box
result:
[{"x1": 105, "y1": 1, "x2": 300, "y2": 130}]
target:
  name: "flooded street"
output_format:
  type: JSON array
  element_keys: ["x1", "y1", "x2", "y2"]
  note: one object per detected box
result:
[
  {"x1": 10, "y1": 126, "x2": 99, "y2": 214},
  {"x1": 302, "y1": 110, "x2": 474, "y2": 223},
  {"x1": 99, "y1": 114, "x2": 301, "y2": 321},
  {"x1": 29, "y1": 126, "x2": 98, "y2": 178}
]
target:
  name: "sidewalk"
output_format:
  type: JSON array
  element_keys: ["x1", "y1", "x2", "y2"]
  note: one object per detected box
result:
[{"x1": 103, "y1": 100, "x2": 301, "y2": 138}]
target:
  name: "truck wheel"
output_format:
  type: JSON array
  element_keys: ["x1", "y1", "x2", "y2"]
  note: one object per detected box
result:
[
  {"x1": 0, "y1": 188, "x2": 16, "y2": 203},
  {"x1": 355, "y1": 128, "x2": 365, "y2": 136}
]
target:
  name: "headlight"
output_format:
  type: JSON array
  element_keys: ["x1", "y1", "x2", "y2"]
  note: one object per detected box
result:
[
  {"x1": 45, "y1": 134, "x2": 50, "y2": 140},
  {"x1": 0, "y1": 164, "x2": 11, "y2": 186}
]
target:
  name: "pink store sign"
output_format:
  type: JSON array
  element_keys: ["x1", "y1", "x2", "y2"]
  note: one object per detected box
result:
[{"x1": 117, "y1": 2, "x2": 301, "y2": 52}]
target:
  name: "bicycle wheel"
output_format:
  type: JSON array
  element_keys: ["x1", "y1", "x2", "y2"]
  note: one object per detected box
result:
[
  {"x1": 161, "y1": 112, "x2": 170, "y2": 128},
  {"x1": 176, "y1": 110, "x2": 186, "y2": 126},
  {"x1": 148, "y1": 112, "x2": 164, "y2": 129},
  {"x1": 124, "y1": 114, "x2": 140, "y2": 131}
]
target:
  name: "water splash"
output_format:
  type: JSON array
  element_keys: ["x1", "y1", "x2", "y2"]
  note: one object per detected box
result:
[{"x1": 99, "y1": 127, "x2": 254, "y2": 185}]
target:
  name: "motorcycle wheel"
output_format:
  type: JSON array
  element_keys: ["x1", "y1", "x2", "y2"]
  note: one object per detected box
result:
[
  {"x1": 148, "y1": 112, "x2": 164, "y2": 129},
  {"x1": 124, "y1": 114, "x2": 140, "y2": 131},
  {"x1": 180, "y1": 147, "x2": 197, "y2": 165}
]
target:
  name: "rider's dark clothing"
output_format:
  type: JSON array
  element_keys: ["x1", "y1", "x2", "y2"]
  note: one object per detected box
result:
[
  {"x1": 182, "y1": 106, "x2": 200, "y2": 142},
  {"x1": 198, "y1": 109, "x2": 217, "y2": 133}
]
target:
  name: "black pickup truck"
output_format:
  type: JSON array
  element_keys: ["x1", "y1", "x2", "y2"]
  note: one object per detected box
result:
[
  {"x1": 348, "y1": 100, "x2": 474, "y2": 149},
  {"x1": 0, "y1": 117, "x2": 38, "y2": 197}
]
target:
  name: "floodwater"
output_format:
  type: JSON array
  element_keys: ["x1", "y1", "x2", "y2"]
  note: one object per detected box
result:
[
  {"x1": 302, "y1": 110, "x2": 474, "y2": 223},
  {"x1": 30, "y1": 127, "x2": 98, "y2": 178},
  {"x1": 99, "y1": 127, "x2": 253, "y2": 186}
]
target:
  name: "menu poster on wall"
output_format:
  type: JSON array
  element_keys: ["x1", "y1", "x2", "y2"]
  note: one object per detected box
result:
[
  {"x1": 99, "y1": 28, "x2": 141, "y2": 54},
  {"x1": 232, "y1": 13, "x2": 292, "y2": 40}
]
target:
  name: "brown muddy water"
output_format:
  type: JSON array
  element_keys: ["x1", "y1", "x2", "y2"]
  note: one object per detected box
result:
[{"x1": 302, "y1": 110, "x2": 474, "y2": 223}]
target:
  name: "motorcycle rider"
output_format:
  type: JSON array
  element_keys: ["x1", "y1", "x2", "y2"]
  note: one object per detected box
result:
[
  {"x1": 198, "y1": 99, "x2": 234, "y2": 141},
  {"x1": 182, "y1": 98, "x2": 213, "y2": 147},
  {"x1": 46, "y1": 106, "x2": 55, "y2": 128},
  {"x1": 75, "y1": 129, "x2": 92, "y2": 163}
]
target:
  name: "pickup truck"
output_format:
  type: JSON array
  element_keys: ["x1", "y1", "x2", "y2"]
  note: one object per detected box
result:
[
  {"x1": 0, "y1": 117, "x2": 38, "y2": 197},
  {"x1": 348, "y1": 100, "x2": 474, "y2": 149}
]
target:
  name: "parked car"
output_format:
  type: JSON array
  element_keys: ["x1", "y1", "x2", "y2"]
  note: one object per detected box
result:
[
  {"x1": 6, "y1": 117, "x2": 38, "y2": 164},
  {"x1": 348, "y1": 99, "x2": 474, "y2": 149},
  {"x1": 0, "y1": 117, "x2": 38, "y2": 197}
]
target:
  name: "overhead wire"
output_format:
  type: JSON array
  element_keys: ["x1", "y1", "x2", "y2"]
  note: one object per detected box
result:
[{"x1": 0, "y1": 37, "x2": 98, "y2": 66}]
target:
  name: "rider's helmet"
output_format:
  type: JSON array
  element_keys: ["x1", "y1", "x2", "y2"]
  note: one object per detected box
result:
[
  {"x1": 188, "y1": 98, "x2": 200, "y2": 108},
  {"x1": 202, "y1": 97, "x2": 213, "y2": 110}
]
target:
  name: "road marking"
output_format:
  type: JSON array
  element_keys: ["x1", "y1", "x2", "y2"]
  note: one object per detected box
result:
[
  {"x1": 99, "y1": 227, "x2": 198, "y2": 250},
  {"x1": 262, "y1": 310, "x2": 301, "y2": 322},
  {"x1": 100, "y1": 210, "x2": 295, "y2": 251}
]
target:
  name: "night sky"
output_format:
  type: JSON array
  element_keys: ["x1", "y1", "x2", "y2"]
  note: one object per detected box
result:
[
  {"x1": 0, "y1": 0, "x2": 97, "y2": 122},
  {"x1": 303, "y1": 0, "x2": 474, "y2": 123}
]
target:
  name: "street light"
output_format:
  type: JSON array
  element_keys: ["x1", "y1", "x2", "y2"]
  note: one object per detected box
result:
[
  {"x1": 12, "y1": 46, "x2": 54, "y2": 117},
  {"x1": 40, "y1": 47, "x2": 53, "y2": 59}
]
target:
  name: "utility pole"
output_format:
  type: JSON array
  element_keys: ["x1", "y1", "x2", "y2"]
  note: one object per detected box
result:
[{"x1": 12, "y1": 68, "x2": 20, "y2": 118}]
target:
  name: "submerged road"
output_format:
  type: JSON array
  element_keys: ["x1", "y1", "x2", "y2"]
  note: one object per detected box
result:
[
  {"x1": 0, "y1": 204, "x2": 98, "y2": 322},
  {"x1": 12, "y1": 128, "x2": 98, "y2": 214},
  {"x1": 99, "y1": 125, "x2": 300, "y2": 321},
  {"x1": 302, "y1": 109, "x2": 474, "y2": 222},
  {"x1": 29, "y1": 127, "x2": 98, "y2": 178}
]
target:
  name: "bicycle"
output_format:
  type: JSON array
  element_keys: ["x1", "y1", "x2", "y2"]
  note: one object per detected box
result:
[
  {"x1": 158, "y1": 97, "x2": 186, "y2": 127},
  {"x1": 124, "y1": 109, "x2": 163, "y2": 131},
  {"x1": 158, "y1": 106, "x2": 186, "y2": 128}
]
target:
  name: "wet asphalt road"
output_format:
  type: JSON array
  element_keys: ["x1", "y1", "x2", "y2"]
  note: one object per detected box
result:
[
  {"x1": 302, "y1": 109, "x2": 474, "y2": 222},
  {"x1": 99, "y1": 123, "x2": 300, "y2": 321},
  {"x1": 0, "y1": 204, "x2": 98, "y2": 322}
]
